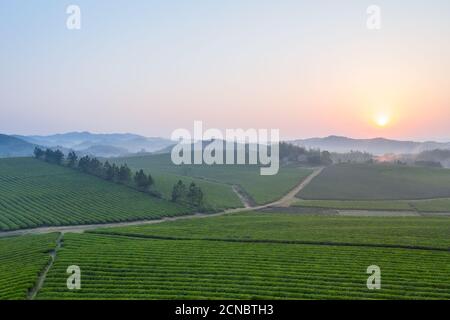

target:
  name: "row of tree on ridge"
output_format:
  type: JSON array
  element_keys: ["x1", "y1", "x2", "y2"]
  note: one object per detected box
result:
[{"x1": 33, "y1": 147, "x2": 204, "y2": 209}]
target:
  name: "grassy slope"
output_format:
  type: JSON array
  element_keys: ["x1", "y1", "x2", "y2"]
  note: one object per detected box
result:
[
  {"x1": 171, "y1": 164, "x2": 313, "y2": 205},
  {"x1": 38, "y1": 232, "x2": 450, "y2": 299},
  {"x1": 298, "y1": 163, "x2": 450, "y2": 200},
  {"x1": 115, "y1": 153, "x2": 312, "y2": 205},
  {"x1": 0, "y1": 233, "x2": 59, "y2": 300},
  {"x1": 0, "y1": 158, "x2": 190, "y2": 231},
  {"x1": 94, "y1": 212, "x2": 450, "y2": 249},
  {"x1": 151, "y1": 172, "x2": 242, "y2": 210},
  {"x1": 111, "y1": 154, "x2": 242, "y2": 210}
]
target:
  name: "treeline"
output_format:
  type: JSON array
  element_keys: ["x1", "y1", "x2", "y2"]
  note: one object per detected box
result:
[
  {"x1": 34, "y1": 147, "x2": 155, "y2": 193},
  {"x1": 414, "y1": 160, "x2": 443, "y2": 168},
  {"x1": 279, "y1": 142, "x2": 332, "y2": 166},
  {"x1": 331, "y1": 151, "x2": 374, "y2": 164},
  {"x1": 33, "y1": 147, "x2": 204, "y2": 208},
  {"x1": 33, "y1": 148, "x2": 64, "y2": 165}
]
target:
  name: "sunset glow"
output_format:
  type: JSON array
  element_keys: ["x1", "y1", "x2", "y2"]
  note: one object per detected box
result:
[
  {"x1": 0, "y1": 1, "x2": 449, "y2": 141},
  {"x1": 375, "y1": 115, "x2": 391, "y2": 128}
]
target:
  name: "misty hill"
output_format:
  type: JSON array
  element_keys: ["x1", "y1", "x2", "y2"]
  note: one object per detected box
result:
[
  {"x1": 415, "y1": 149, "x2": 450, "y2": 168},
  {"x1": 291, "y1": 136, "x2": 450, "y2": 155},
  {"x1": 78, "y1": 145, "x2": 130, "y2": 158},
  {"x1": 15, "y1": 132, "x2": 175, "y2": 157},
  {"x1": 0, "y1": 134, "x2": 37, "y2": 157}
]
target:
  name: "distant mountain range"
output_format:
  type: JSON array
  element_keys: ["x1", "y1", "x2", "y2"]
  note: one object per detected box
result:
[
  {"x1": 2, "y1": 132, "x2": 450, "y2": 159},
  {"x1": 14, "y1": 132, "x2": 174, "y2": 157},
  {"x1": 291, "y1": 136, "x2": 450, "y2": 155},
  {"x1": 1, "y1": 132, "x2": 175, "y2": 158}
]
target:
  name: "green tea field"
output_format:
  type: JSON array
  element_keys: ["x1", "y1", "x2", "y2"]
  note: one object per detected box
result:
[
  {"x1": 94, "y1": 212, "x2": 450, "y2": 250},
  {"x1": 0, "y1": 233, "x2": 59, "y2": 300},
  {"x1": 293, "y1": 199, "x2": 414, "y2": 211},
  {"x1": 114, "y1": 154, "x2": 313, "y2": 205},
  {"x1": 1, "y1": 160, "x2": 449, "y2": 300},
  {"x1": 297, "y1": 163, "x2": 450, "y2": 200},
  {"x1": 293, "y1": 198, "x2": 450, "y2": 213},
  {"x1": 0, "y1": 158, "x2": 190, "y2": 231},
  {"x1": 34, "y1": 213, "x2": 450, "y2": 299}
]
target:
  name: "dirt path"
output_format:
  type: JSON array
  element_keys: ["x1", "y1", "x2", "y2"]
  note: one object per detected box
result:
[
  {"x1": 27, "y1": 233, "x2": 63, "y2": 300},
  {"x1": 231, "y1": 185, "x2": 254, "y2": 208},
  {"x1": 0, "y1": 168, "x2": 323, "y2": 238},
  {"x1": 269, "y1": 167, "x2": 324, "y2": 207}
]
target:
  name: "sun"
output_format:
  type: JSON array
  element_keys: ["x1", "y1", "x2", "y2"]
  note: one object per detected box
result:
[{"x1": 374, "y1": 114, "x2": 390, "y2": 127}]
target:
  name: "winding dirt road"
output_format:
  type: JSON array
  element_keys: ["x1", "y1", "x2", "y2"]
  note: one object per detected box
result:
[
  {"x1": 27, "y1": 233, "x2": 63, "y2": 300},
  {"x1": 269, "y1": 167, "x2": 324, "y2": 207},
  {"x1": 0, "y1": 167, "x2": 324, "y2": 238}
]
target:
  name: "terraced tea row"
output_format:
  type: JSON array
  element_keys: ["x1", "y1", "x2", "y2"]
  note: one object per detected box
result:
[
  {"x1": 0, "y1": 233, "x2": 59, "y2": 300},
  {"x1": 298, "y1": 163, "x2": 450, "y2": 200},
  {"x1": 37, "y1": 233, "x2": 450, "y2": 299},
  {"x1": 293, "y1": 200, "x2": 414, "y2": 211},
  {"x1": 94, "y1": 213, "x2": 450, "y2": 250},
  {"x1": 0, "y1": 158, "x2": 189, "y2": 231},
  {"x1": 293, "y1": 199, "x2": 450, "y2": 213}
]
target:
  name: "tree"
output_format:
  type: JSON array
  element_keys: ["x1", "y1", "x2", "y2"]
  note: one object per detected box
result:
[
  {"x1": 33, "y1": 147, "x2": 44, "y2": 159},
  {"x1": 89, "y1": 158, "x2": 103, "y2": 176},
  {"x1": 171, "y1": 180, "x2": 186, "y2": 202},
  {"x1": 78, "y1": 155, "x2": 91, "y2": 172},
  {"x1": 44, "y1": 149, "x2": 52, "y2": 162},
  {"x1": 279, "y1": 142, "x2": 306, "y2": 163},
  {"x1": 118, "y1": 164, "x2": 132, "y2": 184},
  {"x1": 54, "y1": 150, "x2": 64, "y2": 164},
  {"x1": 187, "y1": 182, "x2": 203, "y2": 207},
  {"x1": 320, "y1": 151, "x2": 333, "y2": 165},
  {"x1": 306, "y1": 150, "x2": 322, "y2": 165},
  {"x1": 112, "y1": 164, "x2": 120, "y2": 181},
  {"x1": 44, "y1": 148, "x2": 64, "y2": 164},
  {"x1": 104, "y1": 161, "x2": 115, "y2": 180},
  {"x1": 134, "y1": 169, "x2": 151, "y2": 191},
  {"x1": 67, "y1": 151, "x2": 78, "y2": 167}
]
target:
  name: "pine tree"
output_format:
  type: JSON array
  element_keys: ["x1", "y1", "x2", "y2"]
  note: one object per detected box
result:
[
  {"x1": 171, "y1": 180, "x2": 186, "y2": 202},
  {"x1": 67, "y1": 151, "x2": 78, "y2": 167},
  {"x1": 104, "y1": 161, "x2": 114, "y2": 180},
  {"x1": 134, "y1": 169, "x2": 151, "y2": 191},
  {"x1": 118, "y1": 164, "x2": 132, "y2": 184},
  {"x1": 187, "y1": 182, "x2": 204, "y2": 207},
  {"x1": 33, "y1": 147, "x2": 44, "y2": 159}
]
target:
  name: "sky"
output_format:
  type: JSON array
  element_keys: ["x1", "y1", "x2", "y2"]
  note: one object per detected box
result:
[{"x1": 1, "y1": 0, "x2": 449, "y2": 141}]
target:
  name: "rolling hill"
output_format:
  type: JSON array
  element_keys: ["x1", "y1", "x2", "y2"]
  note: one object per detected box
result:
[
  {"x1": 0, "y1": 134, "x2": 37, "y2": 158},
  {"x1": 113, "y1": 153, "x2": 313, "y2": 205},
  {"x1": 15, "y1": 132, "x2": 175, "y2": 157},
  {"x1": 291, "y1": 135, "x2": 450, "y2": 155},
  {"x1": 415, "y1": 149, "x2": 450, "y2": 168},
  {"x1": 0, "y1": 158, "x2": 190, "y2": 231}
]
